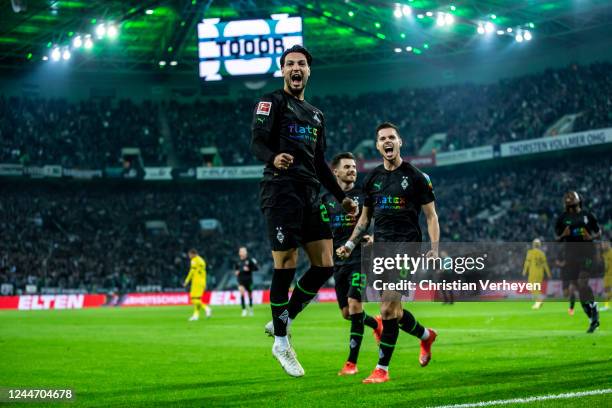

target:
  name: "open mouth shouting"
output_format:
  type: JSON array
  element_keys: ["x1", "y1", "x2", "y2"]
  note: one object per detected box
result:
[
  {"x1": 290, "y1": 72, "x2": 303, "y2": 88},
  {"x1": 383, "y1": 143, "x2": 395, "y2": 159}
]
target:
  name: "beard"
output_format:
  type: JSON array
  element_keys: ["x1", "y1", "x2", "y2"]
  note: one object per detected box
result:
[{"x1": 285, "y1": 77, "x2": 306, "y2": 95}]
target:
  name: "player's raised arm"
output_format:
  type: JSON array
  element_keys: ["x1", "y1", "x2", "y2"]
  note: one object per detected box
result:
[{"x1": 336, "y1": 205, "x2": 372, "y2": 259}]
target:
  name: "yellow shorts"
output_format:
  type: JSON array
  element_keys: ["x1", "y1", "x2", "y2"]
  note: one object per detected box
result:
[{"x1": 190, "y1": 284, "x2": 205, "y2": 300}]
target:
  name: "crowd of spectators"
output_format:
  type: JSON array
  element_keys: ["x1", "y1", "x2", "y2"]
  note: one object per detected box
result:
[
  {"x1": 1, "y1": 152, "x2": 610, "y2": 294},
  {"x1": 1, "y1": 63, "x2": 611, "y2": 168},
  {"x1": 0, "y1": 182, "x2": 266, "y2": 294},
  {"x1": 0, "y1": 98, "x2": 164, "y2": 168}
]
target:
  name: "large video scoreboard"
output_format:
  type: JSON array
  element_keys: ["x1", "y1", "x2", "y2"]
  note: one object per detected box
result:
[{"x1": 198, "y1": 14, "x2": 303, "y2": 81}]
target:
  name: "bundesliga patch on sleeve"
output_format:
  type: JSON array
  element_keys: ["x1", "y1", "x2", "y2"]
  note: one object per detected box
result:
[{"x1": 256, "y1": 101, "x2": 272, "y2": 116}]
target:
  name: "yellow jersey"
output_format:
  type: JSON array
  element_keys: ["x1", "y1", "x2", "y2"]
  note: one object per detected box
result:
[
  {"x1": 523, "y1": 248, "x2": 551, "y2": 283},
  {"x1": 185, "y1": 255, "x2": 207, "y2": 290}
]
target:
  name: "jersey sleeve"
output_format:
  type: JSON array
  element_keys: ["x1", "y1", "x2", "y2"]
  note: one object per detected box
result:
[
  {"x1": 415, "y1": 171, "x2": 435, "y2": 205},
  {"x1": 250, "y1": 258, "x2": 259, "y2": 272},
  {"x1": 184, "y1": 259, "x2": 195, "y2": 284},
  {"x1": 250, "y1": 93, "x2": 280, "y2": 164},
  {"x1": 523, "y1": 251, "x2": 532, "y2": 275}
]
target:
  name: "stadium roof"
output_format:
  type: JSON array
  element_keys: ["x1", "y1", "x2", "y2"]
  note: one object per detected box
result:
[{"x1": 1, "y1": 0, "x2": 611, "y2": 74}]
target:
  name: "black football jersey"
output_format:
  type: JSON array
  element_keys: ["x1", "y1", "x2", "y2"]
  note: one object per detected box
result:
[
  {"x1": 363, "y1": 161, "x2": 435, "y2": 243},
  {"x1": 322, "y1": 186, "x2": 364, "y2": 265},
  {"x1": 234, "y1": 258, "x2": 259, "y2": 278},
  {"x1": 555, "y1": 211, "x2": 600, "y2": 242},
  {"x1": 251, "y1": 89, "x2": 326, "y2": 186}
]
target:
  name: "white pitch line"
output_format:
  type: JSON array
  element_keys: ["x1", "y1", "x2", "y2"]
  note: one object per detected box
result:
[{"x1": 428, "y1": 388, "x2": 612, "y2": 408}]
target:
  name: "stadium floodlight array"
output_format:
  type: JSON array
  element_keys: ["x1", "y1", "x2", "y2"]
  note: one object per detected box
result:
[
  {"x1": 44, "y1": 19, "x2": 120, "y2": 62},
  {"x1": 390, "y1": 3, "x2": 535, "y2": 54}
]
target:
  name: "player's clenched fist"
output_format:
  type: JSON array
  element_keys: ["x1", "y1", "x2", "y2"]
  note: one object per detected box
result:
[
  {"x1": 273, "y1": 153, "x2": 294, "y2": 170},
  {"x1": 336, "y1": 242, "x2": 354, "y2": 260},
  {"x1": 341, "y1": 197, "x2": 359, "y2": 217}
]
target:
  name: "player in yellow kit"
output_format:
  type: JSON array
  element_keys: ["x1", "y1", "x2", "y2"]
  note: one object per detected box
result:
[
  {"x1": 184, "y1": 249, "x2": 212, "y2": 321},
  {"x1": 602, "y1": 241, "x2": 612, "y2": 311},
  {"x1": 522, "y1": 239, "x2": 551, "y2": 309}
]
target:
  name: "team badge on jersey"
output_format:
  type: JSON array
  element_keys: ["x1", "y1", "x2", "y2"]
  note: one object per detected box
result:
[
  {"x1": 401, "y1": 176, "x2": 409, "y2": 190},
  {"x1": 256, "y1": 101, "x2": 272, "y2": 116},
  {"x1": 352, "y1": 196, "x2": 360, "y2": 206},
  {"x1": 276, "y1": 226, "x2": 285, "y2": 244},
  {"x1": 313, "y1": 111, "x2": 322, "y2": 125}
]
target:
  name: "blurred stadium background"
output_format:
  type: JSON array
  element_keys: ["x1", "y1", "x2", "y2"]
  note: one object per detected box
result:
[{"x1": 0, "y1": 1, "x2": 611, "y2": 406}]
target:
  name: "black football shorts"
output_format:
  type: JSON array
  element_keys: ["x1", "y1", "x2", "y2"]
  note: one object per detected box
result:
[{"x1": 260, "y1": 180, "x2": 333, "y2": 251}]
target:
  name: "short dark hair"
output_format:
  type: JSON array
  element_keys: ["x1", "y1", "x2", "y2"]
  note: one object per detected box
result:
[
  {"x1": 280, "y1": 45, "x2": 313, "y2": 67},
  {"x1": 375, "y1": 122, "x2": 401, "y2": 139},
  {"x1": 331, "y1": 152, "x2": 355, "y2": 168}
]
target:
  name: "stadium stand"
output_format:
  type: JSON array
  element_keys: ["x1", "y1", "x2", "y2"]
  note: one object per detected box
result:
[
  {"x1": 2, "y1": 152, "x2": 610, "y2": 293},
  {"x1": 1, "y1": 63, "x2": 611, "y2": 168}
]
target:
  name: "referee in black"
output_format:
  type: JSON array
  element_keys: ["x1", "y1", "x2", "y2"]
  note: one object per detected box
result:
[
  {"x1": 234, "y1": 246, "x2": 258, "y2": 317},
  {"x1": 250, "y1": 45, "x2": 357, "y2": 377}
]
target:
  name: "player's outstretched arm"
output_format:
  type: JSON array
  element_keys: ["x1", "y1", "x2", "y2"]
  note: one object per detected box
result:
[
  {"x1": 337, "y1": 206, "x2": 372, "y2": 259},
  {"x1": 422, "y1": 202, "x2": 440, "y2": 258}
]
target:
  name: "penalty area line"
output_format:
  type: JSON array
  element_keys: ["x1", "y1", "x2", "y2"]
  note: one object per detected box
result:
[{"x1": 428, "y1": 388, "x2": 612, "y2": 408}]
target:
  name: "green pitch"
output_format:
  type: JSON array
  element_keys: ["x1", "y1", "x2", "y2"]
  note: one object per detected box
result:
[{"x1": 0, "y1": 302, "x2": 610, "y2": 407}]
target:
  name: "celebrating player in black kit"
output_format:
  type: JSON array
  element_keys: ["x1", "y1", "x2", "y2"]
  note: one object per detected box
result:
[
  {"x1": 321, "y1": 152, "x2": 383, "y2": 376},
  {"x1": 555, "y1": 191, "x2": 601, "y2": 333},
  {"x1": 337, "y1": 122, "x2": 439, "y2": 384},
  {"x1": 250, "y1": 45, "x2": 358, "y2": 377},
  {"x1": 234, "y1": 246, "x2": 258, "y2": 317}
]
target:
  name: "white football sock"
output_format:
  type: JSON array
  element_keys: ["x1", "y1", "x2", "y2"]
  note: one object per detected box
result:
[
  {"x1": 421, "y1": 328, "x2": 430, "y2": 341},
  {"x1": 274, "y1": 335, "x2": 289, "y2": 351}
]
